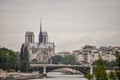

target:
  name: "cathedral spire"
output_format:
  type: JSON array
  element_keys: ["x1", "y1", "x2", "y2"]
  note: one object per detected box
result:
[
  {"x1": 40, "y1": 20, "x2": 42, "y2": 32},
  {"x1": 39, "y1": 20, "x2": 43, "y2": 44}
]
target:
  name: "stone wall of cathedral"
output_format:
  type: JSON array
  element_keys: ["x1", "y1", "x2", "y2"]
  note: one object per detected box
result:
[{"x1": 28, "y1": 47, "x2": 55, "y2": 63}]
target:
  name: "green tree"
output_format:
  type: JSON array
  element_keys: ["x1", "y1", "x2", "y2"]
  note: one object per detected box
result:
[
  {"x1": 92, "y1": 60, "x2": 108, "y2": 67},
  {"x1": 94, "y1": 55, "x2": 108, "y2": 80},
  {"x1": 93, "y1": 59, "x2": 117, "y2": 68},
  {"x1": 0, "y1": 47, "x2": 17, "y2": 71},
  {"x1": 62, "y1": 55, "x2": 77, "y2": 65},
  {"x1": 50, "y1": 55, "x2": 63, "y2": 64},
  {"x1": 109, "y1": 71, "x2": 117, "y2": 80},
  {"x1": 106, "y1": 60, "x2": 117, "y2": 67},
  {"x1": 20, "y1": 44, "x2": 29, "y2": 61},
  {"x1": 86, "y1": 72, "x2": 93, "y2": 80},
  {"x1": 20, "y1": 44, "x2": 29, "y2": 72},
  {"x1": 115, "y1": 50, "x2": 120, "y2": 80}
]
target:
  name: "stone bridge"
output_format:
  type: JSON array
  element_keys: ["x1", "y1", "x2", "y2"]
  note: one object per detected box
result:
[{"x1": 30, "y1": 64, "x2": 90, "y2": 77}]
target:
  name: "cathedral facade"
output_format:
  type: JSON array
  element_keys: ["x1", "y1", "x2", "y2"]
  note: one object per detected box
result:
[{"x1": 23, "y1": 22, "x2": 55, "y2": 63}]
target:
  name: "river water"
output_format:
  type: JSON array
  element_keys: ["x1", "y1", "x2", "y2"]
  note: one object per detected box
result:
[{"x1": 30, "y1": 72, "x2": 87, "y2": 80}]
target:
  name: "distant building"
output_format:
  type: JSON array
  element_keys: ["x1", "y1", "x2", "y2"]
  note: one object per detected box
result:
[
  {"x1": 81, "y1": 45, "x2": 96, "y2": 64},
  {"x1": 72, "y1": 50, "x2": 80, "y2": 55},
  {"x1": 72, "y1": 50, "x2": 84, "y2": 64},
  {"x1": 22, "y1": 22, "x2": 55, "y2": 63},
  {"x1": 57, "y1": 51, "x2": 71, "y2": 57},
  {"x1": 99, "y1": 46, "x2": 116, "y2": 62},
  {"x1": 72, "y1": 45, "x2": 117, "y2": 65},
  {"x1": 91, "y1": 49, "x2": 99, "y2": 62}
]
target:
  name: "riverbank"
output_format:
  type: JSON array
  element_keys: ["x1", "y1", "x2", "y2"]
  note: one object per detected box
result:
[
  {"x1": 34, "y1": 72, "x2": 87, "y2": 80},
  {"x1": 0, "y1": 68, "x2": 83, "y2": 80},
  {"x1": 0, "y1": 69, "x2": 42, "y2": 80}
]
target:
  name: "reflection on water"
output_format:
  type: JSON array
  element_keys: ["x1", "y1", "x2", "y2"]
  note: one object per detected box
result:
[{"x1": 30, "y1": 72, "x2": 87, "y2": 80}]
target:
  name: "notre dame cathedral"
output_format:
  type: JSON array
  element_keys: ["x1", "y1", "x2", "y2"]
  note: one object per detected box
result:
[{"x1": 22, "y1": 22, "x2": 55, "y2": 63}]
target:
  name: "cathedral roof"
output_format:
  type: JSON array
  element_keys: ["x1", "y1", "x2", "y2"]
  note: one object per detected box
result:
[{"x1": 28, "y1": 42, "x2": 54, "y2": 49}]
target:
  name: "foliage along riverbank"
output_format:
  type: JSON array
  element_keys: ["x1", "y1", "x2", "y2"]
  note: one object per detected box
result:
[{"x1": 0, "y1": 48, "x2": 17, "y2": 71}]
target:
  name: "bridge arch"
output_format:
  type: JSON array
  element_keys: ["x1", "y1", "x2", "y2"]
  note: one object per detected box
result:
[
  {"x1": 47, "y1": 68, "x2": 81, "y2": 74},
  {"x1": 48, "y1": 66, "x2": 89, "y2": 74},
  {"x1": 31, "y1": 64, "x2": 90, "y2": 74}
]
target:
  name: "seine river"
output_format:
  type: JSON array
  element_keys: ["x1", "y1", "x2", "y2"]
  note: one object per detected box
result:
[{"x1": 30, "y1": 72, "x2": 87, "y2": 80}]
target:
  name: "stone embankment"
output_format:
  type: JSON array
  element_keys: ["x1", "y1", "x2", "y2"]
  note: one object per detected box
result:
[
  {"x1": 0, "y1": 69, "x2": 42, "y2": 80},
  {"x1": 0, "y1": 69, "x2": 7, "y2": 79}
]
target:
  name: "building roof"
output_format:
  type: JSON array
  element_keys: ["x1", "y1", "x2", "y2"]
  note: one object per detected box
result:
[
  {"x1": 28, "y1": 42, "x2": 55, "y2": 49},
  {"x1": 25, "y1": 31, "x2": 34, "y2": 35}
]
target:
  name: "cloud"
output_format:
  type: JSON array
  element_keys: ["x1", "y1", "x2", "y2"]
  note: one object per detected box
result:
[
  {"x1": 0, "y1": 0, "x2": 120, "y2": 52},
  {"x1": 52, "y1": 31, "x2": 120, "y2": 52}
]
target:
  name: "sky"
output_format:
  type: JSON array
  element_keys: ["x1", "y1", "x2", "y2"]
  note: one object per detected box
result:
[{"x1": 0, "y1": 0, "x2": 120, "y2": 52}]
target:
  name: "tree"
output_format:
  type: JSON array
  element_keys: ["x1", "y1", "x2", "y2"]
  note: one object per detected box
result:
[
  {"x1": 106, "y1": 60, "x2": 117, "y2": 67},
  {"x1": 20, "y1": 44, "x2": 29, "y2": 61},
  {"x1": 50, "y1": 55, "x2": 63, "y2": 64},
  {"x1": 20, "y1": 44, "x2": 29, "y2": 72},
  {"x1": 92, "y1": 60, "x2": 108, "y2": 66},
  {"x1": 93, "y1": 59, "x2": 117, "y2": 67},
  {"x1": 86, "y1": 72, "x2": 93, "y2": 80},
  {"x1": 94, "y1": 55, "x2": 108, "y2": 80},
  {"x1": 62, "y1": 55, "x2": 77, "y2": 65},
  {"x1": 109, "y1": 71, "x2": 117, "y2": 80},
  {"x1": 115, "y1": 50, "x2": 120, "y2": 80},
  {"x1": 0, "y1": 47, "x2": 17, "y2": 71}
]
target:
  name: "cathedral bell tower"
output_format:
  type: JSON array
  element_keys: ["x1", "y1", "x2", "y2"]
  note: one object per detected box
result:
[{"x1": 25, "y1": 31, "x2": 34, "y2": 43}]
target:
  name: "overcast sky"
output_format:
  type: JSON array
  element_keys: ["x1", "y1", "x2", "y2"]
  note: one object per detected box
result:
[{"x1": 0, "y1": 0, "x2": 120, "y2": 52}]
